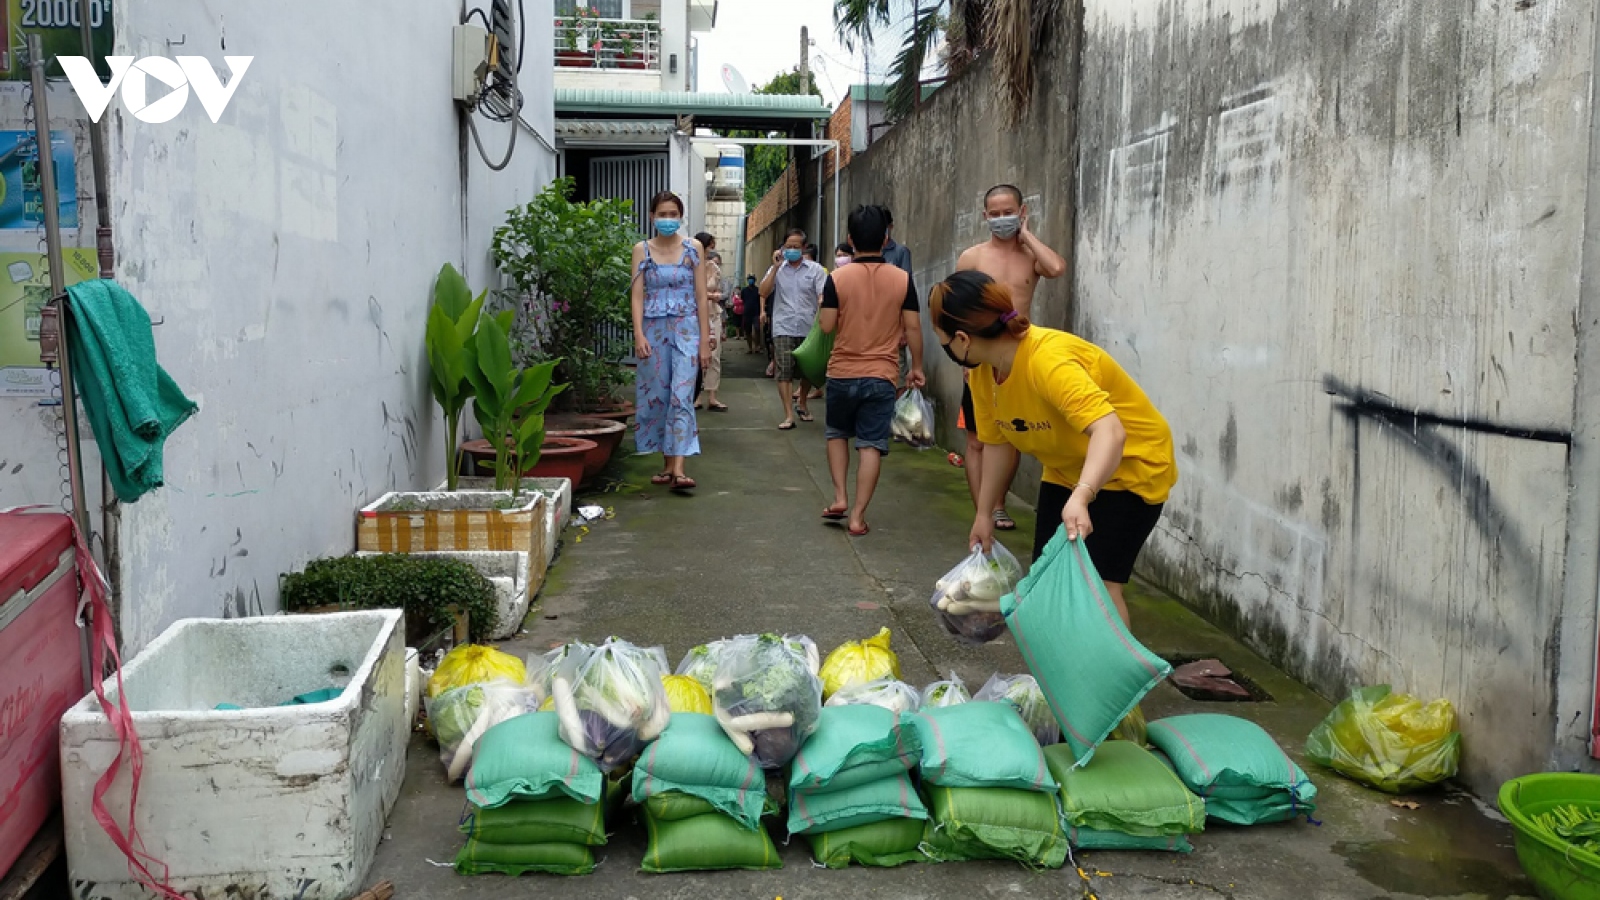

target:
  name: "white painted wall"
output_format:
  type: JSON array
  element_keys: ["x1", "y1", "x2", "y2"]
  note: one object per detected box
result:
[
  {"x1": 1, "y1": 2, "x2": 555, "y2": 653},
  {"x1": 1075, "y1": 0, "x2": 1594, "y2": 794}
]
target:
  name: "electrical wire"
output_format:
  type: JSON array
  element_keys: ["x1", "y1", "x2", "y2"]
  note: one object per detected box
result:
[
  {"x1": 463, "y1": 7, "x2": 490, "y2": 29},
  {"x1": 461, "y1": 1, "x2": 525, "y2": 169}
]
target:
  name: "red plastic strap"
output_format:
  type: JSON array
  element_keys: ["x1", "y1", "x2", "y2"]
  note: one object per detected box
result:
[{"x1": 4, "y1": 506, "x2": 184, "y2": 899}]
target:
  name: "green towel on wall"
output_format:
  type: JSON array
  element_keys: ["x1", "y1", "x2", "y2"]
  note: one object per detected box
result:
[{"x1": 65, "y1": 279, "x2": 198, "y2": 503}]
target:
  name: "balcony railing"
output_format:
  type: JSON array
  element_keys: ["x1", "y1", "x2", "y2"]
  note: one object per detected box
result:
[{"x1": 553, "y1": 17, "x2": 662, "y2": 72}]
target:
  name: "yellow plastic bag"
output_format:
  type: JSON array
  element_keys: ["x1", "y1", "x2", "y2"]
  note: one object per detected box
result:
[
  {"x1": 1305, "y1": 685, "x2": 1460, "y2": 793},
  {"x1": 819, "y1": 627, "x2": 901, "y2": 700},
  {"x1": 426, "y1": 644, "x2": 526, "y2": 699},
  {"x1": 661, "y1": 674, "x2": 713, "y2": 714}
]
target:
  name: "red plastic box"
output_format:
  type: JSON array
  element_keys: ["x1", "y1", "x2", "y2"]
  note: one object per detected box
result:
[{"x1": 0, "y1": 511, "x2": 81, "y2": 878}]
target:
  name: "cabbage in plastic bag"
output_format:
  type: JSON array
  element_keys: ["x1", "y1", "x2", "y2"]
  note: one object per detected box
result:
[
  {"x1": 528, "y1": 641, "x2": 594, "y2": 697},
  {"x1": 931, "y1": 542, "x2": 1024, "y2": 645},
  {"x1": 661, "y1": 673, "x2": 714, "y2": 714},
  {"x1": 425, "y1": 679, "x2": 541, "y2": 782},
  {"x1": 891, "y1": 388, "x2": 936, "y2": 449},
  {"x1": 976, "y1": 673, "x2": 1059, "y2": 746},
  {"x1": 1305, "y1": 685, "x2": 1460, "y2": 793},
  {"x1": 676, "y1": 639, "x2": 732, "y2": 692},
  {"x1": 551, "y1": 638, "x2": 671, "y2": 772},
  {"x1": 920, "y1": 673, "x2": 971, "y2": 709},
  {"x1": 711, "y1": 633, "x2": 824, "y2": 769},
  {"x1": 825, "y1": 678, "x2": 921, "y2": 715}
]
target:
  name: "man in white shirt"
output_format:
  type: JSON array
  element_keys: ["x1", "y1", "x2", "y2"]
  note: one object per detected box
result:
[{"x1": 760, "y1": 228, "x2": 828, "y2": 430}]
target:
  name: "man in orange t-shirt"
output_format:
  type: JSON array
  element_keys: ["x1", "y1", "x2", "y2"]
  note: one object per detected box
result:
[{"x1": 817, "y1": 205, "x2": 927, "y2": 537}]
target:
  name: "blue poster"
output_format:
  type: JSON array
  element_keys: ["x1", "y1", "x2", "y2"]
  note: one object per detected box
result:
[{"x1": 0, "y1": 130, "x2": 77, "y2": 230}]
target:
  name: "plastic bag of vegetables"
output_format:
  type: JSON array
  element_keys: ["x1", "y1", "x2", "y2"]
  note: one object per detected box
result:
[
  {"x1": 661, "y1": 674, "x2": 714, "y2": 714},
  {"x1": 819, "y1": 627, "x2": 901, "y2": 699},
  {"x1": 527, "y1": 641, "x2": 594, "y2": 698},
  {"x1": 551, "y1": 638, "x2": 672, "y2": 772},
  {"x1": 427, "y1": 644, "x2": 527, "y2": 700},
  {"x1": 825, "y1": 678, "x2": 921, "y2": 715},
  {"x1": 931, "y1": 542, "x2": 1025, "y2": 645},
  {"x1": 976, "y1": 674, "x2": 1060, "y2": 746},
  {"x1": 920, "y1": 673, "x2": 971, "y2": 709},
  {"x1": 426, "y1": 679, "x2": 541, "y2": 782},
  {"x1": 891, "y1": 388, "x2": 936, "y2": 449},
  {"x1": 712, "y1": 633, "x2": 824, "y2": 769},
  {"x1": 676, "y1": 639, "x2": 733, "y2": 692}
]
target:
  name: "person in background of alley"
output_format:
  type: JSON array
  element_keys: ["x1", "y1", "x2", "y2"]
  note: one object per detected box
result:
[
  {"x1": 881, "y1": 207, "x2": 912, "y2": 276},
  {"x1": 954, "y1": 184, "x2": 1069, "y2": 534},
  {"x1": 696, "y1": 247, "x2": 730, "y2": 413},
  {"x1": 740, "y1": 275, "x2": 762, "y2": 354},
  {"x1": 631, "y1": 191, "x2": 712, "y2": 492},
  {"x1": 933, "y1": 270, "x2": 1173, "y2": 626},
  {"x1": 819, "y1": 205, "x2": 926, "y2": 537},
  {"x1": 760, "y1": 228, "x2": 828, "y2": 430},
  {"x1": 834, "y1": 243, "x2": 855, "y2": 270},
  {"x1": 804, "y1": 243, "x2": 820, "y2": 263}
]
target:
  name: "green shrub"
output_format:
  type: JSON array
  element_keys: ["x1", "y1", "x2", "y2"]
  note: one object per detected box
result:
[{"x1": 280, "y1": 555, "x2": 499, "y2": 642}]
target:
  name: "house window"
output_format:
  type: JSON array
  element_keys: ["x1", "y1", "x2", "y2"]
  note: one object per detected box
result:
[{"x1": 556, "y1": 0, "x2": 625, "y2": 16}]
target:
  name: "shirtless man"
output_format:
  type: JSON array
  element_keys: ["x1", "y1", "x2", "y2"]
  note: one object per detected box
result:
[{"x1": 953, "y1": 184, "x2": 1068, "y2": 531}]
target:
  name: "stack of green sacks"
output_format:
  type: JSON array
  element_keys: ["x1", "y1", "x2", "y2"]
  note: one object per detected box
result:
[
  {"x1": 631, "y1": 712, "x2": 783, "y2": 872},
  {"x1": 1147, "y1": 714, "x2": 1318, "y2": 825},
  {"x1": 456, "y1": 713, "x2": 607, "y2": 875},
  {"x1": 788, "y1": 705, "x2": 929, "y2": 868},
  {"x1": 910, "y1": 701, "x2": 1069, "y2": 868},
  {"x1": 1043, "y1": 741, "x2": 1206, "y2": 852}
]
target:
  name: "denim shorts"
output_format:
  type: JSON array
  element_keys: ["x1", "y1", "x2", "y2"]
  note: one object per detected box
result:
[{"x1": 825, "y1": 377, "x2": 897, "y2": 454}]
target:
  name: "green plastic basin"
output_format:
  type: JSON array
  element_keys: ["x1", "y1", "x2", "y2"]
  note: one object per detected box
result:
[{"x1": 1499, "y1": 773, "x2": 1600, "y2": 900}]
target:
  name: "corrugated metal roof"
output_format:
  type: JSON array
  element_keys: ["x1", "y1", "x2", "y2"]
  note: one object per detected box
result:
[
  {"x1": 554, "y1": 89, "x2": 829, "y2": 120},
  {"x1": 555, "y1": 119, "x2": 678, "y2": 138}
]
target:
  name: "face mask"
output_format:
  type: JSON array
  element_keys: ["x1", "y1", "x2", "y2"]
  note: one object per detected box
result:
[
  {"x1": 988, "y1": 215, "x2": 1021, "y2": 239},
  {"x1": 835, "y1": 256, "x2": 852, "y2": 268},
  {"x1": 941, "y1": 337, "x2": 980, "y2": 370},
  {"x1": 784, "y1": 248, "x2": 803, "y2": 263},
  {"x1": 655, "y1": 219, "x2": 681, "y2": 236}
]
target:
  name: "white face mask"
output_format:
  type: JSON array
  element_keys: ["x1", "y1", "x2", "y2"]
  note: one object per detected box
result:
[{"x1": 835, "y1": 256, "x2": 852, "y2": 268}]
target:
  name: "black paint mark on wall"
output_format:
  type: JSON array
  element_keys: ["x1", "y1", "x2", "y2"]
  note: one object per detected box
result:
[
  {"x1": 1323, "y1": 377, "x2": 1571, "y2": 445},
  {"x1": 1219, "y1": 408, "x2": 1239, "y2": 481}
]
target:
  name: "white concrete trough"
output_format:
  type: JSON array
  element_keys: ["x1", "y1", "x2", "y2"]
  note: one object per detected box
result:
[
  {"x1": 60, "y1": 610, "x2": 408, "y2": 900},
  {"x1": 358, "y1": 549, "x2": 530, "y2": 640}
]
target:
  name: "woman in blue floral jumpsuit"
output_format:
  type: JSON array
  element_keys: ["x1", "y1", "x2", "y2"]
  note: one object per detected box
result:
[{"x1": 631, "y1": 191, "x2": 712, "y2": 491}]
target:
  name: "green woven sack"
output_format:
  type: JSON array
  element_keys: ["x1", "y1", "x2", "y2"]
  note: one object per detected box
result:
[
  {"x1": 645, "y1": 790, "x2": 779, "y2": 823},
  {"x1": 793, "y1": 318, "x2": 835, "y2": 386},
  {"x1": 454, "y1": 838, "x2": 595, "y2": 876},
  {"x1": 1043, "y1": 742, "x2": 1205, "y2": 837},
  {"x1": 640, "y1": 811, "x2": 783, "y2": 873},
  {"x1": 1068, "y1": 826, "x2": 1193, "y2": 853},
  {"x1": 807, "y1": 817, "x2": 928, "y2": 868},
  {"x1": 631, "y1": 713, "x2": 767, "y2": 829},
  {"x1": 921, "y1": 784, "x2": 1068, "y2": 868},
  {"x1": 465, "y1": 713, "x2": 604, "y2": 808},
  {"x1": 911, "y1": 702, "x2": 1057, "y2": 792},
  {"x1": 457, "y1": 798, "x2": 606, "y2": 846},
  {"x1": 790, "y1": 705, "x2": 921, "y2": 793},
  {"x1": 788, "y1": 772, "x2": 928, "y2": 836},
  {"x1": 1147, "y1": 714, "x2": 1318, "y2": 825},
  {"x1": 1002, "y1": 531, "x2": 1172, "y2": 768}
]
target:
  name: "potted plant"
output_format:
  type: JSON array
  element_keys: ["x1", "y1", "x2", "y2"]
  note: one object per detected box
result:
[
  {"x1": 280, "y1": 554, "x2": 498, "y2": 648},
  {"x1": 554, "y1": 17, "x2": 587, "y2": 66},
  {"x1": 492, "y1": 177, "x2": 639, "y2": 420},
  {"x1": 426, "y1": 263, "x2": 484, "y2": 491},
  {"x1": 546, "y1": 413, "x2": 627, "y2": 474},
  {"x1": 615, "y1": 30, "x2": 644, "y2": 69},
  {"x1": 464, "y1": 313, "x2": 567, "y2": 494},
  {"x1": 462, "y1": 434, "x2": 595, "y2": 487}
]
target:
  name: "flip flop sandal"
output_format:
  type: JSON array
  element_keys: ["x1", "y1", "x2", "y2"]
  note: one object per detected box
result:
[
  {"x1": 709, "y1": 403, "x2": 729, "y2": 412},
  {"x1": 794, "y1": 405, "x2": 814, "y2": 423},
  {"x1": 994, "y1": 509, "x2": 1017, "y2": 531},
  {"x1": 778, "y1": 421, "x2": 797, "y2": 431},
  {"x1": 848, "y1": 522, "x2": 871, "y2": 537},
  {"x1": 671, "y1": 475, "x2": 697, "y2": 492},
  {"x1": 650, "y1": 472, "x2": 673, "y2": 485},
  {"x1": 821, "y1": 505, "x2": 849, "y2": 521}
]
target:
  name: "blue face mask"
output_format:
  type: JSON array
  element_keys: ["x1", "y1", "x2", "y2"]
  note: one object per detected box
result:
[
  {"x1": 783, "y1": 248, "x2": 803, "y2": 263},
  {"x1": 655, "y1": 219, "x2": 681, "y2": 236}
]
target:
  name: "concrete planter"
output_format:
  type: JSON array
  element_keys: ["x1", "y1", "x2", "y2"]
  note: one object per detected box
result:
[
  {"x1": 438, "y1": 477, "x2": 571, "y2": 570},
  {"x1": 60, "y1": 611, "x2": 407, "y2": 900},
  {"x1": 356, "y1": 490, "x2": 542, "y2": 554},
  {"x1": 357, "y1": 550, "x2": 530, "y2": 641}
]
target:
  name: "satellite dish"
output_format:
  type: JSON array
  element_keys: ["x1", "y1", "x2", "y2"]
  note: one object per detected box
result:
[{"x1": 722, "y1": 63, "x2": 751, "y2": 94}]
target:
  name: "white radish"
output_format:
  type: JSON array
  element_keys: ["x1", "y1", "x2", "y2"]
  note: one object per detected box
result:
[
  {"x1": 640, "y1": 696, "x2": 671, "y2": 742},
  {"x1": 943, "y1": 598, "x2": 1003, "y2": 615},
  {"x1": 714, "y1": 707, "x2": 755, "y2": 754},
  {"x1": 726, "y1": 711, "x2": 794, "y2": 731},
  {"x1": 552, "y1": 676, "x2": 589, "y2": 755}
]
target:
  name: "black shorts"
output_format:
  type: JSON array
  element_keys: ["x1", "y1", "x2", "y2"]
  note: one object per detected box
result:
[
  {"x1": 961, "y1": 381, "x2": 977, "y2": 434},
  {"x1": 1033, "y1": 481, "x2": 1164, "y2": 583}
]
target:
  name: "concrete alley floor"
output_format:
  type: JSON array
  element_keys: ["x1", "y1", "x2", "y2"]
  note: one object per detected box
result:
[{"x1": 368, "y1": 351, "x2": 1536, "y2": 899}]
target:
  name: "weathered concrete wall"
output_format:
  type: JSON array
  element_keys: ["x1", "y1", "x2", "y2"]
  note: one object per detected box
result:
[
  {"x1": 1077, "y1": 0, "x2": 1592, "y2": 794},
  {"x1": 0, "y1": 3, "x2": 557, "y2": 653}
]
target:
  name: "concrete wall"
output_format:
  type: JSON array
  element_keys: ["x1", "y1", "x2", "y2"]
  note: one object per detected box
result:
[
  {"x1": 1075, "y1": 0, "x2": 1592, "y2": 794},
  {"x1": 0, "y1": 1, "x2": 556, "y2": 653}
]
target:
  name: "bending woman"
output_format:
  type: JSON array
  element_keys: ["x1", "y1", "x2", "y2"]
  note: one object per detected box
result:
[
  {"x1": 632, "y1": 191, "x2": 712, "y2": 492},
  {"x1": 932, "y1": 270, "x2": 1176, "y2": 624}
]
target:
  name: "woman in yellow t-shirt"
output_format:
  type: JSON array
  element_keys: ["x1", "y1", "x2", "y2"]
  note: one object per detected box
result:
[{"x1": 930, "y1": 271, "x2": 1176, "y2": 624}]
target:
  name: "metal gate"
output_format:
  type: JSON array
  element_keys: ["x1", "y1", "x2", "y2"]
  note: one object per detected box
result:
[{"x1": 590, "y1": 153, "x2": 670, "y2": 236}]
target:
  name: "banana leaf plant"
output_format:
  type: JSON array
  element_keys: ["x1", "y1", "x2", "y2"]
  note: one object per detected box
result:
[
  {"x1": 466, "y1": 312, "x2": 567, "y2": 498},
  {"x1": 426, "y1": 263, "x2": 487, "y2": 491}
]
